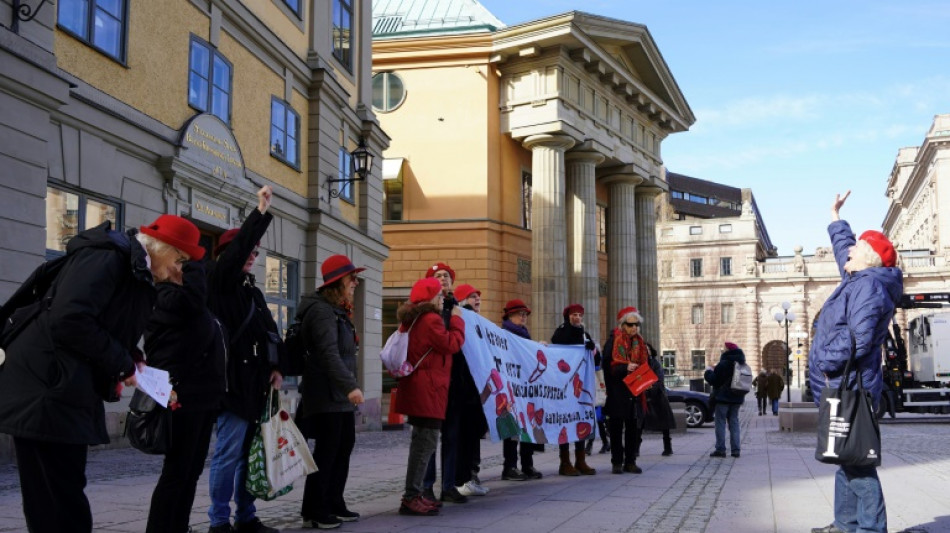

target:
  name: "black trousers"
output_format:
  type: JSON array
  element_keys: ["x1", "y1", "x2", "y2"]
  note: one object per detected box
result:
[
  {"x1": 146, "y1": 407, "x2": 218, "y2": 533},
  {"x1": 503, "y1": 438, "x2": 535, "y2": 470},
  {"x1": 757, "y1": 395, "x2": 768, "y2": 413},
  {"x1": 15, "y1": 436, "x2": 91, "y2": 533},
  {"x1": 608, "y1": 413, "x2": 642, "y2": 465},
  {"x1": 455, "y1": 404, "x2": 486, "y2": 485},
  {"x1": 301, "y1": 411, "x2": 355, "y2": 519}
]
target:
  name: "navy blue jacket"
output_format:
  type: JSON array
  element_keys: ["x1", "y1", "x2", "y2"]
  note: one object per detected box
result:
[{"x1": 808, "y1": 220, "x2": 902, "y2": 406}]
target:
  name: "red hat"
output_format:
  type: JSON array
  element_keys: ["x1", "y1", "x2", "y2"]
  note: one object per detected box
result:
[
  {"x1": 724, "y1": 342, "x2": 740, "y2": 351},
  {"x1": 214, "y1": 228, "x2": 261, "y2": 258},
  {"x1": 859, "y1": 230, "x2": 897, "y2": 268},
  {"x1": 503, "y1": 299, "x2": 531, "y2": 317},
  {"x1": 425, "y1": 262, "x2": 456, "y2": 282},
  {"x1": 320, "y1": 254, "x2": 366, "y2": 289},
  {"x1": 140, "y1": 215, "x2": 205, "y2": 260},
  {"x1": 454, "y1": 283, "x2": 480, "y2": 301},
  {"x1": 410, "y1": 278, "x2": 442, "y2": 304},
  {"x1": 563, "y1": 303, "x2": 584, "y2": 319},
  {"x1": 616, "y1": 306, "x2": 642, "y2": 324}
]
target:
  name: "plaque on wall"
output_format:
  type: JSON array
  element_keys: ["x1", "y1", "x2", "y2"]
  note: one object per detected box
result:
[
  {"x1": 177, "y1": 114, "x2": 245, "y2": 182},
  {"x1": 190, "y1": 191, "x2": 231, "y2": 228}
]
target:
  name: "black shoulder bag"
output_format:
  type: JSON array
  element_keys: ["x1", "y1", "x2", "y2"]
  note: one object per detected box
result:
[
  {"x1": 125, "y1": 388, "x2": 172, "y2": 455},
  {"x1": 814, "y1": 330, "x2": 882, "y2": 467}
]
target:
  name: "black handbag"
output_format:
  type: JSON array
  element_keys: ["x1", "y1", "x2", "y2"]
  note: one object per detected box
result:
[
  {"x1": 814, "y1": 332, "x2": 882, "y2": 467},
  {"x1": 125, "y1": 388, "x2": 172, "y2": 455}
]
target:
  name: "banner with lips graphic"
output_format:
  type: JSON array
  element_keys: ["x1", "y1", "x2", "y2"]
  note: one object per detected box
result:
[{"x1": 460, "y1": 309, "x2": 597, "y2": 444}]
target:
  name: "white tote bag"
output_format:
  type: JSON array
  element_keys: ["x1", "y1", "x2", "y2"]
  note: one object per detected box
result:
[{"x1": 260, "y1": 390, "x2": 317, "y2": 492}]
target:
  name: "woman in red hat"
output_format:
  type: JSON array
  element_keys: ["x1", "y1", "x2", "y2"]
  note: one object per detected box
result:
[
  {"x1": 295, "y1": 254, "x2": 365, "y2": 528},
  {"x1": 0, "y1": 212, "x2": 202, "y2": 533},
  {"x1": 603, "y1": 306, "x2": 650, "y2": 474},
  {"x1": 393, "y1": 278, "x2": 465, "y2": 516},
  {"x1": 499, "y1": 299, "x2": 542, "y2": 481}
]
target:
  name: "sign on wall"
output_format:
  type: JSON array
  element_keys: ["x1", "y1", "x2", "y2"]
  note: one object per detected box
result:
[{"x1": 177, "y1": 113, "x2": 245, "y2": 182}]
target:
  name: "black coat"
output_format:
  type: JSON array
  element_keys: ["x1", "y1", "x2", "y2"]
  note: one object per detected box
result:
[
  {"x1": 549, "y1": 321, "x2": 601, "y2": 366},
  {"x1": 704, "y1": 347, "x2": 747, "y2": 405},
  {"x1": 144, "y1": 261, "x2": 226, "y2": 412},
  {"x1": 297, "y1": 292, "x2": 359, "y2": 417},
  {"x1": 207, "y1": 209, "x2": 280, "y2": 421},
  {"x1": 602, "y1": 331, "x2": 645, "y2": 423},
  {"x1": 643, "y1": 356, "x2": 676, "y2": 431},
  {"x1": 0, "y1": 224, "x2": 155, "y2": 444}
]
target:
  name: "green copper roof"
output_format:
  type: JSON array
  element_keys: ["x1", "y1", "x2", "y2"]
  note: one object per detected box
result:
[{"x1": 373, "y1": 0, "x2": 506, "y2": 39}]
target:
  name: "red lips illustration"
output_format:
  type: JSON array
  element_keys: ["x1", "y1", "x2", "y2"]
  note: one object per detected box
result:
[
  {"x1": 558, "y1": 426, "x2": 568, "y2": 444},
  {"x1": 576, "y1": 422, "x2": 592, "y2": 440},
  {"x1": 557, "y1": 359, "x2": 571, "y2": 373},
  {"x1": 277, "y1": 436, "x2": 289, "y2": 449}
]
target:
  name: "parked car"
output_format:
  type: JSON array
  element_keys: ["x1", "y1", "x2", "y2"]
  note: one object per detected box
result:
[{"x1": 666, "y1": 388, "x2": 714, "y2": 428}]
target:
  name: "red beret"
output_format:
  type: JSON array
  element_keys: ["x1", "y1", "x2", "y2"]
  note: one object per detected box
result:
[
  {"x1": 859, "y1": 230, "x2": 897, "y2": 268},
  {"x1": 563, "y1": 303, "x2": 584, "y2": 319},
  {"x1": 425, "y1": 262, "x2": 456, "y2": 282},
  {"x1": 454, "y1": 283, "x2": 480, "y2": 301},
  {"x1": 616, "y1": 306, "x2": 641, "y2": 323},
  {"x1": 410, "y1": 278, "x2": 442, "y2": 304},
  {"x1": 503, "y1": 299, "x2": 531, "y2": 317}
]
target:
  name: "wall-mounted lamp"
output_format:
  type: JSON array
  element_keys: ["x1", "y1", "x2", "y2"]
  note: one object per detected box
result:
[
  {"x1": 326, "y1": 136, "x2": 373, "y2": 200},
  {"x1": 11, "y1": 0, "x2": 51, "y2": 34}
]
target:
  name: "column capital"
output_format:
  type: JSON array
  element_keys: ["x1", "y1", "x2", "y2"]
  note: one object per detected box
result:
[
  {"x1": 565, "y1": 149, "x2": 605, "y2": 165},
  {"x1": 599, "y1": 163, "x2": 645, "y2": 186},
  {"x1": 523, "y1": 134, "x2": 576, "y2": 151}
]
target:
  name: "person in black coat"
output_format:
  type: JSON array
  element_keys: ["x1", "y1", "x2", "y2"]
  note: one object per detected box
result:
[
  {"x1": 603, "y1": 306, "x2": 651, "y2": 474},
  {"x1": 205, "y1": 186, "x2": 283, "y2": 533},
  {"x1": 296, "y1": 254, "x2": 364, "y2": 529},
  {"x1": 704, "y1": 342, "x2": 747, "y2": 458},
  {"x1": 452, "y1": 284, "x2": 490, "y2": 497},
  {"x1": 643, "y1": 344, "x2": 676, "y2": 456},
  {"x1": 0, "y1": 214, "x2": 204, "y2": 533},
  {"x1": 550, "y1": 304, "x2": 600, "y2": 476},
  {"x1": 144, "y1": 259, "x2": 227, "y2": 533}
]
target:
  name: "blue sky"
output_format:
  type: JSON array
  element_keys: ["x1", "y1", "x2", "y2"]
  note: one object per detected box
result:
[{"x1": 478, "y1": 0, "x2": 950, "y2": 254}]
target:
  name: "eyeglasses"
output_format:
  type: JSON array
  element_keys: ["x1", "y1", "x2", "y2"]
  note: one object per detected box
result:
[{"x1": 623, "y1": 321, "x2": 640, "y2": 327}]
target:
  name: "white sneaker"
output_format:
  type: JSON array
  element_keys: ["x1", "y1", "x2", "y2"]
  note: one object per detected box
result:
[
  {"x1": 460, "y1": 480, "x2": 489, "y2": 496},
  {"x1": 456, "y1": 483, "x2": 475, "y2": 497}
]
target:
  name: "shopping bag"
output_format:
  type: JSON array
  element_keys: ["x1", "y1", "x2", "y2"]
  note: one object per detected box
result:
[
  {"x1": 623, "y1": 363, "x2": 658, "y2": 396},
  {"x1": 246, "y1": 389, "x2": 317, "y2": 500},
  {"x1": 815, "y1": 331, "x2": 882, "y2": 467},
  {"x1": 594, "y1": 369, "x2": 607, "y2": 407}
]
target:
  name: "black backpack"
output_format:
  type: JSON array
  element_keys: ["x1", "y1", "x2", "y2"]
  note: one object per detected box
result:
[
  {"x1": 281, "y1": 316, "x2": 307, "y2": 376},
  {"x1": 0, "y1": 255, "x2": 70, "y2": 350}
]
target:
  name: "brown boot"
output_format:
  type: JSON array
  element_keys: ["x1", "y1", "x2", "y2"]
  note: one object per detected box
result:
[
  {"x1": 558, "y1": 447, "x2": 579, "y2": 476},
  {"x1": 574, "y1": 448, "x2": 597, "y2": 475}
]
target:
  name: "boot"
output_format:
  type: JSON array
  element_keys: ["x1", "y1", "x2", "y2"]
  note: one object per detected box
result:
[
  {"x1": 584, "y1": 438, "x2": 593, "y2": 455},
  {"x1": 597, "y1": 420, "x2": 610, "y2": 453},
  {"x1": 574, "y1": 448, "x2": 596, "y2": 475},
  {"x1": 558, "y1": 447, "x2": 579, "y2": 476},
  {"x1": 662, "y1": 432, "x2": 673, "y2": 456}
]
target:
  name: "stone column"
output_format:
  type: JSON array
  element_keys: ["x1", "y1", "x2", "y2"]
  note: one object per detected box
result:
[
  {"x1": 523, "y1": 134, "x2": 575, "y2": 341},
  {"x1": 602, "y1": 172, "x2": 643, "y2": 330},
  {"x1": 566, "y1": 149, "x2": 605, "y2": 343},
  {"x1": 635, "y1": 186, "x2": 662, "y2": 344}
]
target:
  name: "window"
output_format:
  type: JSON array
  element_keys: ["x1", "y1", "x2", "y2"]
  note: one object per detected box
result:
[
  {"x1": 265, "y1": 255, "x2": 298, "y2": 386},
  {"x1": 689, "y1": 225, "x2": 702, "y2": 235},
  {"x1": 719, "y1": 224, "x2": 733, "y2": 233},
  {"x1": 661, "y1": 350, "x2": 677, "y2": 376},
  {"x1": 597, "y1": 204, "x2": 607, "y2": 252},
  {"x1": 338, "y1": 146, "x2": 354, "y2": 203},
  {"x1": 381, "y1": 297, "x2": 403, "y2": 393},
  {"x1": 522, "y1": 171, "x2": 532, "y2": 229},
  {"x1": 661, "y1": 227, "x2": 673, "y2": 236},
  {"x1": 690, "y1": 258, "x2": 702, "y2": 278},
  {"x1": 188, "y1": 37, "x2": 232, "y2": 123},
  {"x1": 720, "y1": 257, "x2": 732, "y2": 276},
  {"x1": 332, "y1": 0, "x2": 353, "y2": 70},
  {"x1": 58, "y1": 0, "x2": 127, "y2": 61},
  {"x1": 721, "y1": 303, "x2": 735, "y2": 324},
  {"x1": 282, "y1": 0, "x2": 302, "y2": 17},
  {"x1": 270, "y1": 97, "x2": 300, "y2": 167},
  {"x1": 384, "y1": 176, "x2": 403, "y2": 221},
  {"x1": 670, "y1": 190, "x2": 684, "y2": 199},
  {"x1": 372, "y1": 72, "x2": 406, "y2": 112},
  {"x1": 46, "y1": 184, "x2": 120, "y2": 257},
  {"x1": 691, "y1": 304, "x2": 704, "y2": 325},
  {"x1": 691, "y1": 350, "x2": 706, "y2": 370},
  {"x1": 661, "y1": 260, "x2": 672, "y2": 278},
  {"x1": 662, "y1": 304, "x2": 675, "y2": 324}
]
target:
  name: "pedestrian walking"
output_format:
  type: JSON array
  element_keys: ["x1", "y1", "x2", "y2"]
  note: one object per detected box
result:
[
  {"x1": 705, "y1": 342, "x2": 747, "y2": 458},
  {"x1": 550, "y1": 303, "x2": 599, "y2": 476},
  {"x1": 499, "y1": 299, "x2": 542, "y2": 480},
  {"x1": 603, "y1": 306, "x2": 650, "y2": 474},
  {"x1": 144, "y1": 255, "x2": 227, "y2": 533},
  {"x1": 0, "y1": 214, "x2": 203, "y2": 533},
  {"x1": 752, "y1": 370, "x2": 768, "y2": 415},
  {"x1": 452, "y1": 283, "x2": 490, "y2": 498},
  {"x1": 205, "y1": 186, "x2": 283, "y2": 533},
  {"x1": 295, "y1": 254, "x2": 365, "y2": 529},
  {"x1": 767, "y1": 369, "x2": 785, "y2": 415},
  {"x1": 809, "y1": 191, "x2": 901, "y2": 533},
  {"x1": 394, "y1": 278, "x2": 465, "y2": 516}
]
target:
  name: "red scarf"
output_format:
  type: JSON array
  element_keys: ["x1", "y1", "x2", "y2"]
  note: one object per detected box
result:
[{"x1": 610, "y1": 329, "x2": 648, "y2": 367}]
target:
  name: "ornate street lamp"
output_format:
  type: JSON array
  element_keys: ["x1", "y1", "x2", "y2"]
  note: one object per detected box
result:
[
  {"x1": 774, "y1": 301, "x2": 795, "y2": 403},
  {"x1": 327, "y1": 136, "x2": 374, "y2": 199}
]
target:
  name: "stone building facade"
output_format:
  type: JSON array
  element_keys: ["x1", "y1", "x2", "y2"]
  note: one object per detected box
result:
[{"x1": 0, "y1": 0, "x2": 388, "y2": 461}]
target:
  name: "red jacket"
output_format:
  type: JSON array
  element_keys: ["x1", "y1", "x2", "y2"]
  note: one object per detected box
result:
[{"x1": 394, "y1": 311, "x2": 465, "y2": 420}]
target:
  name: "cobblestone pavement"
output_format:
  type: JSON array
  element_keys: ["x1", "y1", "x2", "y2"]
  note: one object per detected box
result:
[{"x1": 1, "y1": 404, "x2": 949, "y2": 532}]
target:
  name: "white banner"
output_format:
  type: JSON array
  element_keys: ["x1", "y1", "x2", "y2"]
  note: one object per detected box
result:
[{"x1": 460, "y1": 309, "x2": 597, "y2": 444}]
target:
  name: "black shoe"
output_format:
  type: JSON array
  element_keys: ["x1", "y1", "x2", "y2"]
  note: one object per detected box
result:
[
  {"x1": 709, "y1": 450, "x2": 726, "y2": 458},
  {"x1": 811, "y1": 524, "x2": 846, "y2": 533},
  {"x1": 585, "y1": 440, "x2": 594, "y2": 455},
  {"x1": 234, "y1": 518, "x2": 278, "y2": 533},
  {"x1": 440, "y1": 486, "x2": 469, "y2": 504},
  {"x1": 522, "y1": 466, "x2": 543, "y2": 479},
  {"x1": 611, "y1": 464, "x2": 623, "y2": 474},
  {"x1": 662, "y1": 449, "x2": 673, "y2": 456},
  {"x1": 731, "y1": 452, "x2": 740, "y2": 458},
  {"x1": 599, "y1": 443, "x2": 610, "y2": 454},
  {"x1": 622, "y1": 463, "x2": 642, "y2": 474},
  {"x1": 208, "y1": 525, "x2": 232, "y2": 533},
  {"x1": 308, "y1": 515, "x2": 341, "y2": 530},
  {"x1": 332, "y1": 509, "x2": 360, "y2": 522},
  {"x1": 502, "y1": 467, "x2": 528, "y2": 481}
]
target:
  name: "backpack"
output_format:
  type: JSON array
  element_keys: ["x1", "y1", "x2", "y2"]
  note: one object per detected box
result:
[
  {"x1": 0, "y1": 255, "x2": 70, "y2": 352},
  {"x1": 380, "y1": 317, "x2": 432, "y2": 378},
  {"x1": 280, "y1": 318, "x2": 307, "y2": 376},
  {"x1": 730, "y1": 361, "x2": 754, "y2": 394}
]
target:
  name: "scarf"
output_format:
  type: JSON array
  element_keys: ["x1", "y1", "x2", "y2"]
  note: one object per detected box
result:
[
  {"x1": 502, "y1": 319, "x2": 531, "y2": 340},
  {"x1": 610, "y1": 329, "x2": 648, "y2": 368}
]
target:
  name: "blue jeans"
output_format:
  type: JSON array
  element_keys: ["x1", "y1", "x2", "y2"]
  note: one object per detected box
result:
[
  {"x1": 833, "y1": 465, "x2": 887, "y2": 533},
  {"x1": 714, "y1": 403, "x2": 741, "y2": 454},
  {"x1": 771, "y1": 398, "x2": 780, "y2": 414},
  {"x1": 207, "y1": 411, "x2": 256, "y2": 527}
]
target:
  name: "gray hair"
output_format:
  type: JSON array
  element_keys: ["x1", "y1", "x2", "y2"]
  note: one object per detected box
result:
[{"x1": 136, "y1": 232, "x2": 180, "y2": 259}]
